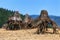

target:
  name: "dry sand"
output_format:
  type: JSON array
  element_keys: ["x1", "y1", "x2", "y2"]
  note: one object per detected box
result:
[{"x1": 0, "y1": 28, "x2": 60, "y2": 40}]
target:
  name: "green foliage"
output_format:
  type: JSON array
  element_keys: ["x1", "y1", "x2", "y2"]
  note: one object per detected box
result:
[
  {"x1": 0, "y1": 8, "x2": 24, "y2": 27},
  {"x1": 20, "y1": 14, "x2": 25, "y2": 20},
  {"x1": 48, "y1": 24, "x2": 52, "y2": 28}
]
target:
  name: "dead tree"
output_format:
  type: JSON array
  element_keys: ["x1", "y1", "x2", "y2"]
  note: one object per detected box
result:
[
  {"x1": 36, "y1": 10, "x2": 58, "y2": 34},
  {"x1": 24, "y1": 14, "x2": 33, "y2": 29},
  {"x1": 5, "y1": 11, "x2": 23, "y2": 30}
]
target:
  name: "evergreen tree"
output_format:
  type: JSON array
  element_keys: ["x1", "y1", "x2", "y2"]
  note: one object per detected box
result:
[{"x1": 0, "y1": 8, "x2": 24, "y2": 27}]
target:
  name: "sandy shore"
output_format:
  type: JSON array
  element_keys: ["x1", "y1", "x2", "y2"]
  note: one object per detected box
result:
[{"x1": 0, "y1": 28, "x2": 60, "y2": 40}]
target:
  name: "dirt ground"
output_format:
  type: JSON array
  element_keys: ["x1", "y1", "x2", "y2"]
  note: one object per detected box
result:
[{"x1": 0, "y1": 28, "x2": 60, "y2": 40}]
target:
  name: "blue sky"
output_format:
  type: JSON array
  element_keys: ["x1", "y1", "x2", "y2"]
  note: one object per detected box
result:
[{"x1": 0, "y1": 0, "x2": 60, "y2": 16}]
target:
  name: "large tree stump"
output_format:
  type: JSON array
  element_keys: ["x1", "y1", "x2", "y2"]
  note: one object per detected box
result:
[{"x1": 36, "y1": 10, "x2": 58, "y2": 34}]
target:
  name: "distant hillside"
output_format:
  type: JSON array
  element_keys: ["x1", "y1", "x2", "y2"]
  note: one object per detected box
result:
[
  {"x1": 49, "y1": 15, "x2": 60, "y2": 26},
  {"x1": 30, "y1": 15, "x2": 60, "y2": 26},
  {"x1": 0, "y1": 8, "x2": 24, "y2": 27}
]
